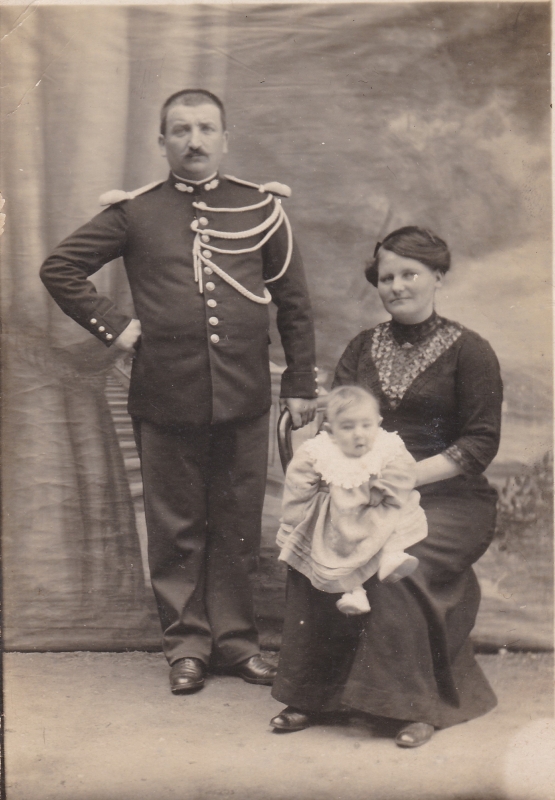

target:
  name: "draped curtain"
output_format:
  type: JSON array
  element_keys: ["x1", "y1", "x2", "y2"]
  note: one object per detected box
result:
[
  {"x1": 1, "y1": 3, "x2": 551, "y2": 649},
  {"x1": 1, "y1": 5, "x2": 231, "y2": 649}
]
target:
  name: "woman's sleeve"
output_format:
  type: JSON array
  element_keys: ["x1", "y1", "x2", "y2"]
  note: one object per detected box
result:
[
  {"x1": 444, "y1": 332, "x2": 503, "y2": 474},
  {"x1": 332, "y1": 332, "x2": 366, "y2": 388},
  {"x1": 279, "y1": 443, "x2": 322, "y2": 529}
]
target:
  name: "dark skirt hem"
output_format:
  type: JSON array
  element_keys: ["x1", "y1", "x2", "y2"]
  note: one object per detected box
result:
[{"x1": 272, "y1": 677, "x2": 498, "y2": 730}]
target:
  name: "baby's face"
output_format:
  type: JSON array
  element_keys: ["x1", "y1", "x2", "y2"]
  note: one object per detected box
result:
[{"x1": 329, "y1": 400, "x2": 382, "y2": 458}]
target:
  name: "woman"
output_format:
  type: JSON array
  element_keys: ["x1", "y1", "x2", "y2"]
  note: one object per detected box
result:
[{"x1": 270, "y1": 226, "x2": 503, "y2": 748}]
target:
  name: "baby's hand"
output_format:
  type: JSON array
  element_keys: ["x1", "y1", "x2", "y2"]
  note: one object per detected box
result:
[{"x1": 368, "y1": 486, "x2": 386, "y2": 507}]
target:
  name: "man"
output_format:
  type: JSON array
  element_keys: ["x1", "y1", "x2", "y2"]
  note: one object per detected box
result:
[{"x1": 41, "y1": 89, "x2": 318, "y2": 693}]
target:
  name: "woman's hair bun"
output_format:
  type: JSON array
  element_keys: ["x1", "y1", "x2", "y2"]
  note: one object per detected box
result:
[{"x1": 365, "y1": 226, "x2": 451, "y2": 287}]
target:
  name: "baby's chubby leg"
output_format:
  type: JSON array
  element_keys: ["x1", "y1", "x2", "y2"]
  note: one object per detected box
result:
[{"x1": 335, "y1": 586, "x2": 371, "y2": 615}]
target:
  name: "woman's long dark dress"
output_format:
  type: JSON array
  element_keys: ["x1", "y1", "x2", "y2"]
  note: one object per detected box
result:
[{"x1": 272, "y1": 314, "x2": 503, "y2": 729}]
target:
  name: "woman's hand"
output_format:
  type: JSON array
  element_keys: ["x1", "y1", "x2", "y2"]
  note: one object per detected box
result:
[{"x1": 414, "y1": 454, "x2": 463, "y2": 488}]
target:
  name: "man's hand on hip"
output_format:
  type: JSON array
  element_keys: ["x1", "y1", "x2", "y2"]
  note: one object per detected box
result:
[
  {"x1": 114, "y1": 318, "x2": 142, "y2": 352},
  {"x1": 281, "y1": 397, "x2": 319, "y2": 429}
]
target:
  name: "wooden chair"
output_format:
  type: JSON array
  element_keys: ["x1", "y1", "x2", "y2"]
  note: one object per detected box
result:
[{"x1": 277, "y1": 400, "x2": 328, "y2": 473}]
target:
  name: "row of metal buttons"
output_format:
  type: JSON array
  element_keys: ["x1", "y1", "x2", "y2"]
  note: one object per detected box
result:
[{"x1": 195, "y1": 216, "x2": 220, "y2": 343}]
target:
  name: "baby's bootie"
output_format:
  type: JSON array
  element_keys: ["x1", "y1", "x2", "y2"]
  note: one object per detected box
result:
[
  {"x1": 336, "y1": 586, "x2": 371, "y2": 616},
  {"x1": 378, "y1": 552, "x2": 419, "y2": 583}
]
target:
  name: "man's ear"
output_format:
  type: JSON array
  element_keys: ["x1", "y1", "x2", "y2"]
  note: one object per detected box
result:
[
  {"x1": 223, "y1": 131, "x2": 229, "y2": 154},
  {"x1": 158, "y1": 134, "x2": 167, "y2": 158}
]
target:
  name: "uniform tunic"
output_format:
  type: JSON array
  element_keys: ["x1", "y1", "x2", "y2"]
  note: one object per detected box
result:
[
  {"x1": 40, "y1": 173, "x2": 317, "y2": 424},
  {"x1": 272, "y1": 313, "x2": 503, "y2": 728},
  {"x1": 40, "y1": 172, "x2": 317, "y2": 666}
]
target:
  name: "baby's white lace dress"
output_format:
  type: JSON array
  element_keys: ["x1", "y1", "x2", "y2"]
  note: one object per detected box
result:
[{"x1": 276, "y1": 430, "x2": 427, "y2": 593}]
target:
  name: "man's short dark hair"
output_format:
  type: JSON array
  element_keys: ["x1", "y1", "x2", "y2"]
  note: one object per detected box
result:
[{"x1": 160, "y1": 90, "x2": 226, "y2": 135}]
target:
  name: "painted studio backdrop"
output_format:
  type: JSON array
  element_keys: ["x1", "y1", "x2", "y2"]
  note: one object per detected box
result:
[{"x1": 1, "y1": 3, "x2": 552, "y2": 650}]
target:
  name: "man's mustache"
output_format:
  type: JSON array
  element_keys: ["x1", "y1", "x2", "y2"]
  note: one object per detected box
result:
[{"x1": 185, "y1": 147, "x2": 208, "y2": 157}]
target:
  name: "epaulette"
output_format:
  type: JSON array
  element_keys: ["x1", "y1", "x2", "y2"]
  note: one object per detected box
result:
[
  {"x1": 224, "y1": 175, "x2": 292, "y2": 198},
  {"x1": 99, "y1": 180, "x2": 165, "y2": 207}
]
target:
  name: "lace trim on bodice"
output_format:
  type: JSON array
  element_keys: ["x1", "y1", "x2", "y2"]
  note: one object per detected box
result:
[
  {"x1": 370, "y1": 317, "x2": 463, "y2": 409},
  {"x1": 304, "y1": 429, "x2": 406, "y2": 489}
]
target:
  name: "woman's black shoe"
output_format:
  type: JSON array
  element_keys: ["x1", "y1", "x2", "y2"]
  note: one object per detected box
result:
[
  {"x1": 395, "y1": 722, "x2": 434, "y2": 748},
  {"x1": 270, "y1": 707, "x2": 310, "y2": 732}
]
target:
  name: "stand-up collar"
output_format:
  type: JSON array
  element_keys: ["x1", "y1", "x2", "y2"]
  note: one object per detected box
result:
[
  {"x1": 390, "y1": 311, "x2": 441, "y2": 346},
  {"x1": 170, "y1": 172, "x2": 220, "y2": 194}
]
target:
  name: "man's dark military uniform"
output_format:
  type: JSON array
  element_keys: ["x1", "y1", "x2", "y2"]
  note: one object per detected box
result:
[{"x1": 41, "y1": 171, "x2": 317, "y2": 667}]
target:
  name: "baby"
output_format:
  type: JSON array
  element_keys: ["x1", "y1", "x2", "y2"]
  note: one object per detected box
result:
[{"x1": 277, "y1": 385, "x2": 427, "y2": 615}]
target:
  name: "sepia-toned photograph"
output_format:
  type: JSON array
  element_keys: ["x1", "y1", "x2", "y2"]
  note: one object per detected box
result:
[{"x1": 1, "y1": 1, "x2": 553, "y2": 798}]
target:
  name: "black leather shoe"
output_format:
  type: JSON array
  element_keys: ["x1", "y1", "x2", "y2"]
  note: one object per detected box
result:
[
  {"x1": 395, "y1": 722, "x2": 434, "y2": 748},
  {"x1": 170, "y1": 658, "x2": 206, "y2": 694},
  {"x1": 233, "y1": 655, "x2": 277, "y2": 685},
  {"x1": 270, "y1": 707, "x2": 310, "y2": 732}
]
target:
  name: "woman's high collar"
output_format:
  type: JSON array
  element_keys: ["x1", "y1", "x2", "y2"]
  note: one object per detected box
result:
[{"x1": 390, "y1": 311, "x2": 441, "y2": 346}]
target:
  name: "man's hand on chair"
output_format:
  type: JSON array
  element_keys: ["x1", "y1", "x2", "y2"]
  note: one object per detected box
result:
[{"x1": 281, "y1": 397, "x2": 319, "y2": 429}]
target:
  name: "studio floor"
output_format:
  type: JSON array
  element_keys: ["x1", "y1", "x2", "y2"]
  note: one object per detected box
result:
[{"x1": 3, "y1": 650, "x2": 553, "y2": 800}]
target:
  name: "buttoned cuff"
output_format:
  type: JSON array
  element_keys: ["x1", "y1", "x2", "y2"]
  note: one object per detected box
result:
[
  {"x1": 84, "y1": 312, "x2": 133, "y2": 347},
  {"x1": 280, "y1": 368, "x2": 319, "y2": 399}
]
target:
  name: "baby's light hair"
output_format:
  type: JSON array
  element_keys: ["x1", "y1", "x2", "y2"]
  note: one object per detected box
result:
[{"x1": 326, "y1": 385, "x2": 381, "y2": 424}]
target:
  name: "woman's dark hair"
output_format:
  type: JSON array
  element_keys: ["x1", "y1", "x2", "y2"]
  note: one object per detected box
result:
[{"x1": 365, "y1": 226, "x2": 451, "y2": 287}]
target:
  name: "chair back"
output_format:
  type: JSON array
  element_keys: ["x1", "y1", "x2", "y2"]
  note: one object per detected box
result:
[{"x1": 277, "y1": 402, "x2": 328, "y2": 472}]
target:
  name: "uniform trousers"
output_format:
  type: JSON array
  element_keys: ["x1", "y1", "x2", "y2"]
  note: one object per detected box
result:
[{"x1": 133, "y1": 412, "x2": 270, "y2": 667}]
